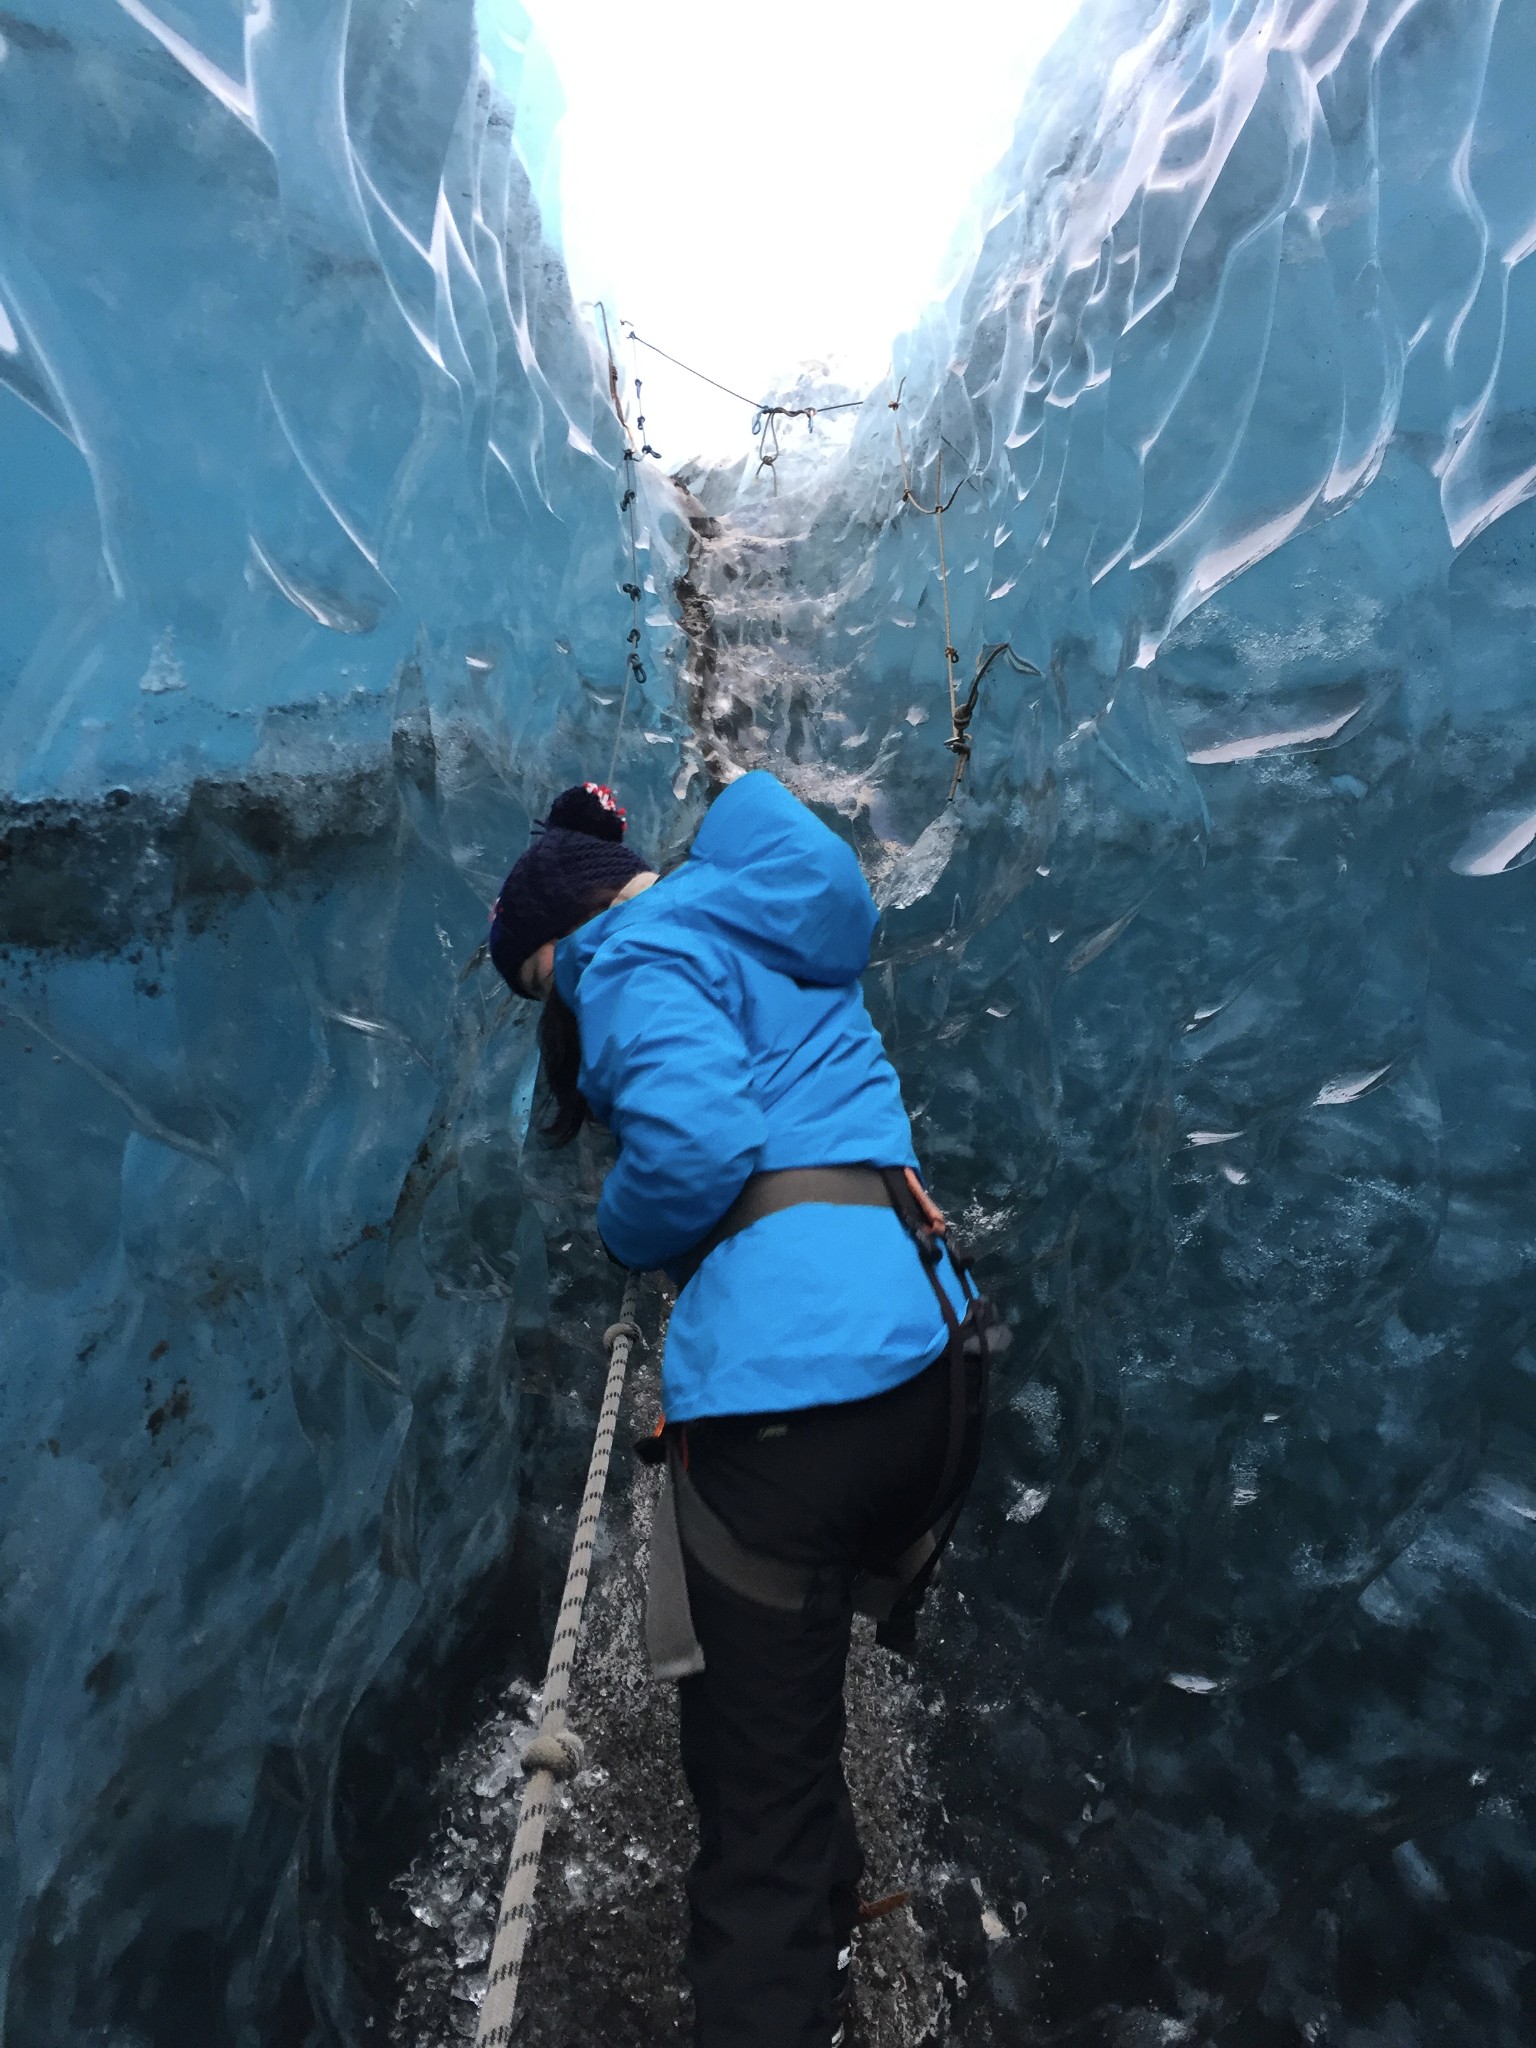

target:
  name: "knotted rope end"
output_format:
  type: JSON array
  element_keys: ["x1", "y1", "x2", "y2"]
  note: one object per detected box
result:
[{"x1": 522, "y1": 1725, "x2": 586, "y2": 1779}]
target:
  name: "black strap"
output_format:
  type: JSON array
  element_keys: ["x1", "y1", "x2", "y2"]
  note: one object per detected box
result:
[
  {"x1": 667, "y1": 1437, "x2": 816, "y2": 1612},
  {"x1": 872, "y1": 1172, "x2": 990, "y2": 1652},
  {"x1": 878, "y1": 1168, "x2": 981, "y2": 1545},
  {"x1": 874, "y1": 1484, "x2": 973, "y2": 1655},
  {"x1": 670, "y1": 1165, "x2": 893, "y2": 1287}
]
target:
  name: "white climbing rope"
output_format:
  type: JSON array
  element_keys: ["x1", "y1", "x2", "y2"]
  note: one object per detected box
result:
[{"x1": 474, "y1": 1275, "x2": 646, "y2": 2047}]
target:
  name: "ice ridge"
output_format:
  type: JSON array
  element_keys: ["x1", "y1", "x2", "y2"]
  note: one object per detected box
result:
[
  {"x1": 678, "y1": 0, "x2": 1536, "y2": 2039},
  {"x1": 0, "y1": 2, "x2": 690, "y2": 2039}
]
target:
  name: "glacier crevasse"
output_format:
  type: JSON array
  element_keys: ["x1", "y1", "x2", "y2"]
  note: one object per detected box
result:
[{"x1": 2, "y1": 0, "x2": 1536, "y2": 2042}]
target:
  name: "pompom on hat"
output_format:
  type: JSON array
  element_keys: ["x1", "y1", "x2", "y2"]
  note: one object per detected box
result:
[{"x1": 489, "y1": 783, "x2": 648, "y2": 994}]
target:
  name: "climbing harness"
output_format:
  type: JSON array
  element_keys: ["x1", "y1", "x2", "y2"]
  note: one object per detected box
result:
[
  {"x1": 622, "y1": 322, "x2": 863, "y2": 490},
  {"x1": 474, "y1": 1278, "x2": 645, "y2": 2048},
  {"x1": 889, "y1": 382, "x2": 1043, "y2": 800},
  {"x1": 643, "y1": 1166, "x2": 994, "y2": 1665}
]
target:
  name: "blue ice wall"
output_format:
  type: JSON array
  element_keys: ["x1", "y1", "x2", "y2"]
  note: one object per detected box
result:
[
  {"x1": 735, "y1": 0, "x2": 1536, "y2": 2036},
  {"x1": 0, "y1": 3, "x2": 690, "y2": 2039},
  {"x1": 0, "y1": 0, "x2": 684, "y2": 798}
]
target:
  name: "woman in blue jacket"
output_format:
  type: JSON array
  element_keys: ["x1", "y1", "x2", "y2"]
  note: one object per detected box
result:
[{"x1": 490, "y1": 771, "x2": 978, "y2": 2048}]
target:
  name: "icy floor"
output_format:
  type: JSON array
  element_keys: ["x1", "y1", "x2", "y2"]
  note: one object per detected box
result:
[{"x1": 376, "y1": 1314, "x2": 950, "y2": 2047}]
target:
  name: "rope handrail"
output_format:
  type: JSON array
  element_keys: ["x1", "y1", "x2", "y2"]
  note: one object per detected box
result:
[{"x1": 474, "y1": 1276, "x2": 646, "y2": 2047}]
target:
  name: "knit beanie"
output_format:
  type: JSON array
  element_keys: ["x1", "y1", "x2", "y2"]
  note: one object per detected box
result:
[{"x1": 489, "y1": 783, "x2": 648, "y2": 994}]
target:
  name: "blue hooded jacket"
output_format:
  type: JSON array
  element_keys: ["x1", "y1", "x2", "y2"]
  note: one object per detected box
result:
[{"x1": 554, "y1": 771, "x2": 963, "y2": 1422}]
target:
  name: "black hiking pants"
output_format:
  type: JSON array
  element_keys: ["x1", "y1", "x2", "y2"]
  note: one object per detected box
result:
[{"x1": 676, "y1": 1352, "x2": 951, "y2": 2048}]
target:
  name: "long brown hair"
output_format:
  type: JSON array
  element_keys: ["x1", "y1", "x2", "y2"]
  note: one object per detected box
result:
[
  {"x1": 538, "y1": 988, "x2": 588, "y2": 1147},
  {"x1": 535, "y1": 878, "x2": 642, "y2": 1145}
]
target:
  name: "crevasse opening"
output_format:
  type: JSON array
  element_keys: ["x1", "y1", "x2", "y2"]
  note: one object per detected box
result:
[{"x1": 2, "y1": 1, "x2": 1534, "y2": 2043}]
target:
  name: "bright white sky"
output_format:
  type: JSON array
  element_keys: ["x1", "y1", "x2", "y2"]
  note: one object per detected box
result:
[{"x1": 504, "y1": 0, "x2": 1085, "y2": 459}]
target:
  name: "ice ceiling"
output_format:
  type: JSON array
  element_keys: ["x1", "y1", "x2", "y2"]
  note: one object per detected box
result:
[{"x1": 0, "y1": 1, "x2": 1534, "y2": 2044}]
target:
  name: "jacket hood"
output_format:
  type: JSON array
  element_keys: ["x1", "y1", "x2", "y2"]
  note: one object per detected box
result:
[{"x1": 557, "y1": 771, "x2": 877, "y2": 995}]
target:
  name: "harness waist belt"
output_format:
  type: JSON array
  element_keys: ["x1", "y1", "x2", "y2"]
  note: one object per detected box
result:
[
  {"x1": 649, "y1": 1163, "x2": 992, "y2": 1661},
  {"x1": 671, "y1": 1165, "x2": 894, "y2": 1286}
]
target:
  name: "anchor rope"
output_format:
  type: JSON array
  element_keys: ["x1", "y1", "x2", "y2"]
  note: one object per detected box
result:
[
  {"x1": 621, "y1": 321, "x2": 863, "y2": 490},
  {"x1": 888, "y1": 380, "x2": 1041, "y2": 799},
  {"x1": 596, "y1": 319, "x2": 1040, "y2": 799},
  {"x1": 474, "y1": 1276, "x2": 646, "y2": 2048},
  {"x1": 599, "y1": 307, "x2": 655, "y2": 784}
]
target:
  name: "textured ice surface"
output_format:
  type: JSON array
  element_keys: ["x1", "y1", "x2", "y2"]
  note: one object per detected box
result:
[
  {"x1": 0, "y1": 0, "x2": 686, "y2": 799},
  {"x1": 0, "y1": 2, "x2": 691, "y2": 2040},
  {"x1": 7, "y1": 0, "x2": 1536, "y2": 2044},
  {"x1": 678, "y1": 0, "x2": 1536, "y2": 2039}
]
